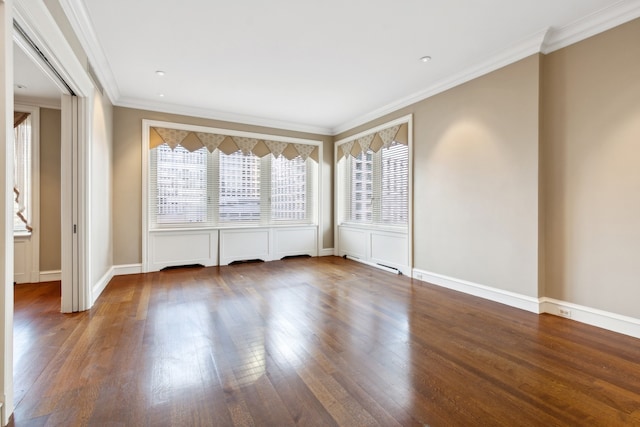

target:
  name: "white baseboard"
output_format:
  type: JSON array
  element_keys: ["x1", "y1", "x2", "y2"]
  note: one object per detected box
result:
[
  {"x1": 90, "y1": 264, "x2": 143, "y2": 306},
  {"x1": 319, "y1": 248, "x2": 335, "y2": 257},
  {"x1": 541, "y1": 298, "x2": 640, "y2": 339},
  {"x1": 412, "y1": 268, "x2": 640, "y2": 339},
  {"x1": 413, "y1": 268, "x2": 541, "y2": 313},
  {"x1": 39, "y1": 270, "x2": 61, "y2": 282},
  {"x1": 113, "y1": 263, "x2": 143, "y2": 276},
  {"x1": 92, "y1": 267, "x2": 115, "y2": 305}
]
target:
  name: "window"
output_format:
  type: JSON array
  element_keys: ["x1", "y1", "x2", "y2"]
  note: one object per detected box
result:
[
  {"x1": 149, "y1": 140, "x2": 317, "y2": 228},
  {"x1": 338, "y1": 121, "x2": 410, "y2": 229},
  {"x1": 218, "y1": 150, "x2": 261, "y2": 223},
  {"x1": 380, "y1": 144, "x2": 409, "y2": 225},
  {"x1": 271, "y1": 155, "x2": 308, "y2": 221},
  {"x1": 14, "y1": 113, "x2": 33, "y2": 234},
  {"x1": 151, "y1": 144, "x2": 210, "y2": 225}
]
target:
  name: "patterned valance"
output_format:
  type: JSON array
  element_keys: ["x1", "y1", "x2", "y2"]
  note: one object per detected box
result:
[
  {"x1": 150, "y1": 127, "x2": 319, "y2": 162},
  {"x1": 336, "y1": 122, "x2": 409, "y2": 161}
]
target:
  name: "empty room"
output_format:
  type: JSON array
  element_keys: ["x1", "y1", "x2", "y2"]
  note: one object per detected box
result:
[{"x1": 2, "y1": 0, "x2": 640, "y2": 425}]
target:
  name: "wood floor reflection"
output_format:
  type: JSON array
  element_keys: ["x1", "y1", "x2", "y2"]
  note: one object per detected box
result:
[{"x1": 11, "y1": 257, "x2": 640, "y2": 426}]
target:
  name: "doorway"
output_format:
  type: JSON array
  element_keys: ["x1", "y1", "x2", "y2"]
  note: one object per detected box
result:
[{"x1": 12, "y1": 12, "x2": 89, "y2": 313}]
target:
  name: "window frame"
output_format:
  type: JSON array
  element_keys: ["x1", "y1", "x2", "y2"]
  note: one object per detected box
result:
[
  {"x1": 335, "y1": 115, "x2": 412, "y2": 234},
  {"x1": 142, "y1": 120, "x2": 323, "y2": 258},
  {"x1": 334, "y1": 115, "x2": 413, "y2": 272}
]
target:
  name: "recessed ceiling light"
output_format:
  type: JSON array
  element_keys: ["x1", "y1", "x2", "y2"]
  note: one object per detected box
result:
[
  {"x1": 420, "y1": 56, "x2": 432, "y2": 63},
  {"x1": 158, "y1": 93, "x2": 165, "y2": 97},
  {"x1": 155, "y1": 70, "x2": 165, "y2": 76}
]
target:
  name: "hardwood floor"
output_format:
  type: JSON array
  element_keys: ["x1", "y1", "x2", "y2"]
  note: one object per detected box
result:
[{"x1": 10, "y1": 257, "x2": 640, "y2": 426}]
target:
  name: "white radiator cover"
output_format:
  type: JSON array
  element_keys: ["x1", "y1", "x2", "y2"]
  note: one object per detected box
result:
[
  {"x1": 338, "y1": 225, "x2": 410, "y2": 275},
  {"x1": 148, "y1": 229, "x2": 218, "y2": 271},
  {"x1": 219, "y1": 226, "x2": 317, "y2": 265},
  {"x1": 146, "y1": 226, "x2": 318, "y2": 270}
]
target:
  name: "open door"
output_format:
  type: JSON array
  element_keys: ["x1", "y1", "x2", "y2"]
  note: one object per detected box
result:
[{"x1": 60, "y1": 94, "x2": 82, "y2": 313}]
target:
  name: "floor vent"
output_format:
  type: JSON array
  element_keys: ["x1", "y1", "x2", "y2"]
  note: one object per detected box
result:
[
  {"x1": 228, "y1": 259, "x2": 264, "y2": 265},
  {"x1": 344, "y1": 255, "x2": 401, "y2": 275},
  {"x1": 281, "y1": 254, "x2": 312, "y2": 260},
  {"x1": 160, "y1": 264, "x2": 204, "y2": 271}
]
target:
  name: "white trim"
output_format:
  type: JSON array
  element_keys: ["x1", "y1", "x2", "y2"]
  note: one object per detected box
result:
[
  {"x1": 112, "y1": 263, "x2": 143, "y2": 276},
  {"x1": 541, "y1": 0, "x2": 640, "y2": 54},
  {"x1": 540, "y1": 298, "x2": 640, "y2": 340},
  {"x1": 57, "y1": 0, "x2": 120, "y2": 103},
  {"x1": 412, "y1": 268, "x2": 542, "y2": 314},
  {"x1": 319, "y1": 248, "x2": 335, "y2": 257},
  {"x1": 91, "y1": 265, "x2": 113, "y2": 305},
  {"x1": 412, "y1": 267, "x2": 640, "y2": 340},
  {"x1": 15, "y1": 0, "x2": 95, "y2": 314},
  {"x1": 13, "y1": 0, "x2": 93, "y2": 97},
  {"x1": 1, "y1": 1, "x2": 14, "y2": 422},
  {"x1": 39, "y1": 270, "x2": 61, "y2": 282},
  {"x1": 53, "y1": 0, "x2": 640, "y2": 137},
  {"x1": 332, "y1": 30, "x2": 549, "y2": 135},
  {"x1": 332, "y1": 2, "x2": 640, "y2": 135}
]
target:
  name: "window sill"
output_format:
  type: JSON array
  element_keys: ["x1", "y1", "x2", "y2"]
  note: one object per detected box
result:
[{"x1": 149, "y1": 223, "x2": 317, "y2": 233}]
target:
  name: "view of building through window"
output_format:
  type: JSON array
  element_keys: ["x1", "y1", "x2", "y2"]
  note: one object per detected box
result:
[
  {"x1": 346, "y1": 143, "x2": 408, "y2": 226},
  {"x1": 218, "y1": 151, "x2": 261, "y2": 222},
  {"x1": 151, "y1": 145, "x2": 314, "y2": 227}
]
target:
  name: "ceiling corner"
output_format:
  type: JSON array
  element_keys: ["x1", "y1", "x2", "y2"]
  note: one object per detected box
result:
[{"x1": 542, "y1": 0, "x2": 640, "y2": 54}]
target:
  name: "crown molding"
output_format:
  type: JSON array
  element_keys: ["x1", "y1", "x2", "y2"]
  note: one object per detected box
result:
[
  {"x1": 332, "y1": 0, "x2": 640, "y2": 135},
  {"x1": 58, "y1": 0, "x2": 120, "y2": 104},
  {"x1": 52, "y1": 0, "x2": 640, "y2": 136},
  {"x1": 116, "y1": 97, "x2": 333, "y2": 136},
  {"x1": 331, "y1": 28, "x2": 550, "y2": 135},
  {"x1": 542, "y1": 0, "x2": 640, "y2": 54}
]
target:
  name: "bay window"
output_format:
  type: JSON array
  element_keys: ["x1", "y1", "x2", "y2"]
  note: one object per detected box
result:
[{"x1": 148, "y1": 125, "x2": 318, "y2": 228}]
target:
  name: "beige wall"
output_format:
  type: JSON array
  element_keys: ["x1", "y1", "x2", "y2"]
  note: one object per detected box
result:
[
  {"x1": 39, "y1": 108, "x2": 61, "y2": 272},
  {"x1": 112, "y1": 107, "x2": 334, "y2": 265},
  {"x1": 542, "y1": 19, "x2": 640, "y2": 318},
  {"x1": 336, "y1": 55, "x2": 541, "y2": 297}
]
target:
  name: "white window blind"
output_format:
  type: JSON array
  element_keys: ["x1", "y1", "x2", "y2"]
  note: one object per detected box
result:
[
  {"x1": 218, "y1": 150, "x2": 261, "y2": 223},
  {"x1": 271, "y1": 155, "x2": 308, "y2": 221},
  {"x1": 380, "y1": 144, "x2": 409, "y2": 225},
  {"x1": 150, "y1": 144, "x2": 212, "y2": 225},
  {"x1": 341, "y1": 142, "x2": 408, "y2": 228},
  {"x1": 149, "y1": 145, "x2": 316, "y2": 228}
]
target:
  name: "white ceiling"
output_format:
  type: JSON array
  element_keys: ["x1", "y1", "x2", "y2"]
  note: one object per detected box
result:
[{"x1": 56, "y1": 0, "x2": 640, "y2": 133}]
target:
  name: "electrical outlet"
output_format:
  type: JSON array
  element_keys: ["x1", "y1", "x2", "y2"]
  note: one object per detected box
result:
[{"x1": 558, "y1": 307, "x2": 572, "y2": 318}]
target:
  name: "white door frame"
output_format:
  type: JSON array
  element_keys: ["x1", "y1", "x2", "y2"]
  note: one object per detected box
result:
[
  {"x1": 1, "y1": 1, "x2": 16, "y2": 424},
  {"x1": 13, "y1": 0, "x2": 94, "y2": 313},
  {"x1": 0, "y1": 1, "x2": 94, "y2": 424}
]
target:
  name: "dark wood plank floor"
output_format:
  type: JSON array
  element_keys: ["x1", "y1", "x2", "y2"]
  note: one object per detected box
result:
[{"x1": 10, "y1": 257, "x2": 640, "y2": 426}]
